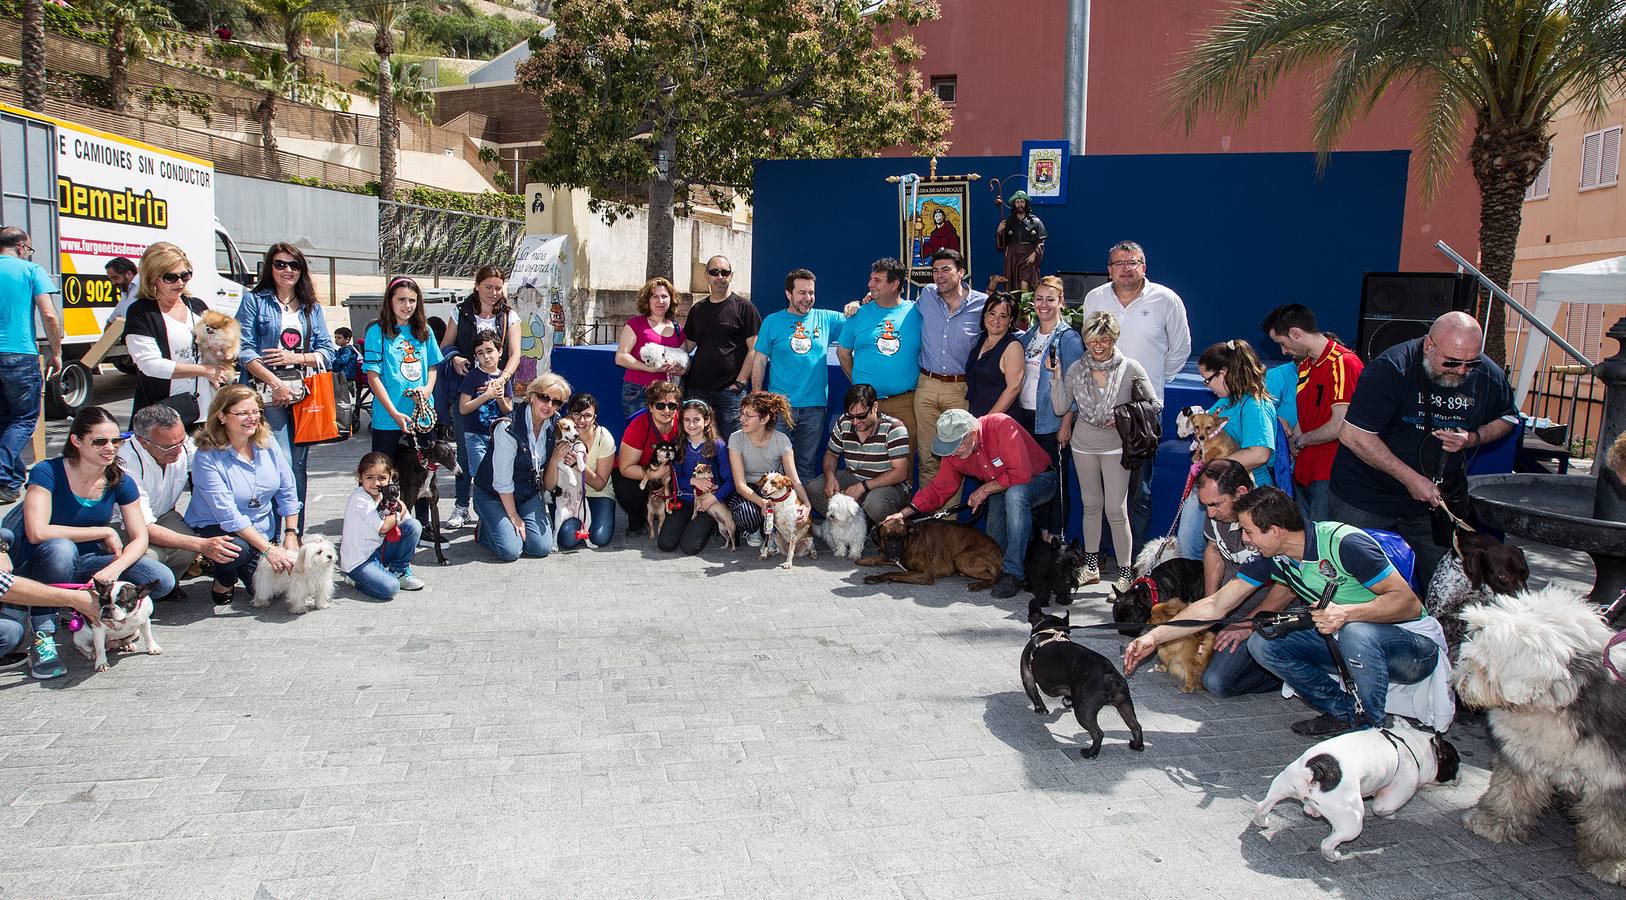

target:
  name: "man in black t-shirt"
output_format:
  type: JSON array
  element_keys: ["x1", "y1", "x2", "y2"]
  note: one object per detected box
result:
[
  {"x1": 684, "y1": 255, "x2": 760, "y2": 438},
  {"x1": 1328, "y1": 312, "x2": 1517, "y2": 587}
]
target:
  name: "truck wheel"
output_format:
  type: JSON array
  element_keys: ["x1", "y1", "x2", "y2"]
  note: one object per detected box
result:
[
  {"x1": 111, "y1": 357, "x2": 139, "y2": 376},
  {"x1": 44, "y1": 361, "x2": 95, "y2": 420}
]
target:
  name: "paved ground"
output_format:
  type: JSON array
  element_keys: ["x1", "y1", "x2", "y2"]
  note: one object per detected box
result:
[{"x1": 0, "y1": 379, "x2": 1620, "y2": 898}]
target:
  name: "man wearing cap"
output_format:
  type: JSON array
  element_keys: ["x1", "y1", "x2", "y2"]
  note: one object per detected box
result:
[{"x1": 884, "y1": 409, "x2": 1056, "y2": 599}]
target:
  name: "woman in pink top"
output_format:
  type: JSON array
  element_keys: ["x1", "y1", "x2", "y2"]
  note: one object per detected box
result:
[{"x1": 615, "y1": 276, "x2": 688, "y2": 418}]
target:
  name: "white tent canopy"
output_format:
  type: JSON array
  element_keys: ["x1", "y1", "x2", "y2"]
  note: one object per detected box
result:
[{"x1": 1513, "y1": 255, "x2": 1626, "y2": 409}]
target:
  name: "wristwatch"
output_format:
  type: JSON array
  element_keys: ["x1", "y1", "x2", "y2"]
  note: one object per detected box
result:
[{"x1": 732, "y1": 380, "x2": 748, "y2": 391}]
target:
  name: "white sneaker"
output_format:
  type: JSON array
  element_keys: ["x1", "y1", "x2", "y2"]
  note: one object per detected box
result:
[
  {"x1": 444, "y1": 506, "x2": 471, "y2": 529},
  {"x1": 1077, "y1": 566, "x2": 1100, "y2": 587},
  {"x1": 397, "y1": 573, "x2": 426, "y2": 591},
  {"x1": 745, "y1": 531, "x2": 762, "y2": 548}
]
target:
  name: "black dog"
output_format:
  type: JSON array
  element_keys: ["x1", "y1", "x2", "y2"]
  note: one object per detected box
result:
[
  {"x1": 1110, "y1": 557, "x2": 1205, "y2": 637},
  {"x1": 1021, "y1": 611, "x2": 1145, "y2": 759},
  {"x1": 394, "y1": 424, "x2": 459, "y2": 565},
  {"x1": 1024, "y1": 536, "x2": 1087, "y2": 620}
]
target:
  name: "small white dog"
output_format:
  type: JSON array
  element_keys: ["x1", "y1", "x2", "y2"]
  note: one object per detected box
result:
[
  {"x1": 818, "y1": 492, "x2": 866, "y2": 560},
  {"x1": 252, "y1": 536, "x2": 339, "y2": 615},
  {"x1": 638, "y1": 343, "x2": 690, "y2": 375},
  {"x1": 1174, "y1": 405, "x2": 1208, "y2": 455},
  {"x1": 1252, "y1": 717, "x2": 1460, "y2": 861}
]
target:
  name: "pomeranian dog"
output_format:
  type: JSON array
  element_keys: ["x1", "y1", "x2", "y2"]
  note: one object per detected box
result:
[
  {"x1": 251, "y1": 536, "x2": 338, "y2": 615},
  {"x1": 690, "y1": 462, "x2": 737, "y2": 550},
  {"x1": 1146, "y1": 599, "x2": 1216, "y2": 693},
  {"x1": 195, "y1": 310, "x2": 242, "y2": 378}
]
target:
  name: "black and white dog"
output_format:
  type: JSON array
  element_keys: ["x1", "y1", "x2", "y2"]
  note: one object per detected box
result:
[
  {"x1": 1252, "y1": 718, "x2": 1459, "y2": 861},
  {"x1": 72, "y1": 579, "x2": 163, "y2": 672},
  {"x1": 1110, "y1": 557, "x2": 1205, "y2": 637}
]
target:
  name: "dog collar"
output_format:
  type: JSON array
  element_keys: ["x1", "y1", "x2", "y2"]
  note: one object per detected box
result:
[
  {"x1": 1133, "y1": 575, "x2": 1160, "y2": 606},
  {"x1": 762, "y1": 487, "x2": 793, "y2": 504},
  {"x1": 1031, "y1": 628, "x2": 1071, "y2": 647}
]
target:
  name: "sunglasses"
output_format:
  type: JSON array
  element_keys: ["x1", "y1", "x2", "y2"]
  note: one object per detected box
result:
[
  {"x1": 270, "y1": 259, "x2": 303, "y2": 272},
  {"x1": 160, "y1": 270, "x2": 194, "y2": 284},
  {"x1": 1439, "y1": 356, "x2": 1482, "y2": 370},
  {"x1": 651, "y1": 401, "x2": 680, "y2": 411},
  {"x1": 88, "y1": 433, "x2": 133, "y2": 448},
  {"x1": 707, "y1": 268, "x2": 732, "y2": 277},
  {"x1": 140, "y1": 434, "x2": 188, "y2": 453},
  {"x1": 845, "y1": 406, "x2": 874, "y2": 419},
  {"x1": 534, "y1": 394, "x2": 566, "y2": 405}
]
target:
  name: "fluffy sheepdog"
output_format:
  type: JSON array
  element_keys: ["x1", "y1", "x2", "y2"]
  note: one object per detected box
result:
[{"x1": 1454, "y1": 585, "x2": 1626, "y2": 886}]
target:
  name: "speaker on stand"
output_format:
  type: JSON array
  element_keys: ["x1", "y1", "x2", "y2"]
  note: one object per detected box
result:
[{"x1": 1356, "y1": 272, "x2": 1478, "y2": 359}]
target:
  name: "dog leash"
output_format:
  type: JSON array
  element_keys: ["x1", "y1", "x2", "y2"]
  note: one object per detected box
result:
[{"x1": 1141, "y1": 462, "x2": 1202, "y2": 572}]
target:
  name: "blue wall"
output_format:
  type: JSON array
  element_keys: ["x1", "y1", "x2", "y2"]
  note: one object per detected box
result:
[{"x1": 750, "y1": 151, "x2": 1409, "y2": 357}]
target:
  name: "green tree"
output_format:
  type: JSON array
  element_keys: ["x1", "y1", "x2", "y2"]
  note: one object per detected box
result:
[
  {"x1": 78, "y1": 0, "x2": 179, "y2": 114},
  {"x1": 517, "y1": 0, "x2": 952, "y2": 280},
  {"x1": 248, "y1": 48, "x2": 297, "y2": 162},
  {"x1": 21, "y1": 0, "x2": 45, "y2": 110},
  {"x1": 354, "y1": 57, "x2": 435, "y2": 123},
  {"x1": 354, "y1": 0, "x2": 411, "y2": 201},
  {"x1": 1167, "y1": 0, "x2": 1626, "y2": 366},
  {"x1": 244, "y1": 0, "x2": 337, "y2": 80}
]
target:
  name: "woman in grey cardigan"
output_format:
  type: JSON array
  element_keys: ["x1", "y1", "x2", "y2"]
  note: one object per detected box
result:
[{"x1": 1049, "y1": 310, "x2": 1157, "y2": 591}]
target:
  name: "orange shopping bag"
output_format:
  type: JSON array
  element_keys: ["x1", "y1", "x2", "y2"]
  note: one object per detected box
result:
[{"x1": 292, "y1": 371, "x2": 343, "y2": 445}]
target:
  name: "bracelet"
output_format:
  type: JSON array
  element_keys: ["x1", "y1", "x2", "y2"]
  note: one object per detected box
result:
[
  {"x1": 283, "y1": 528, "x2": 298, "y2": 537},
  {"x1": 860, "y1": 483, "x2": 870, "y2": 497}
]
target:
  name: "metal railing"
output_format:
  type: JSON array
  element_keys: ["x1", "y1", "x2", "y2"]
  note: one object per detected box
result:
[{"x1": 378, "y1": 200, "x2": 524, "y2": 281}]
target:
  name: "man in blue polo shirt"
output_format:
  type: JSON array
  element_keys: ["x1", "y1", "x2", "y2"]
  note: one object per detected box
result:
[
  {"x1": 0, "y1": 227, "x2": 64, "y2": 505},
  {"x1": 838, "y1": 257, "x2": 921, "y2": 460},
  {"x1": 752, "y1": 268, "x2": 846, "y2": 482}
]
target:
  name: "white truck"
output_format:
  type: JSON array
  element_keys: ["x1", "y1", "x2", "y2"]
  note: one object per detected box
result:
[{"x1": 0, "y1": 102, "x2": 253, "y2": 418}]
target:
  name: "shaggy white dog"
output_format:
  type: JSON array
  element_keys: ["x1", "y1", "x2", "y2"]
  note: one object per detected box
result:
[
  {"x1": 1454, "y1": 585, "x2": 1626, "y2": 886},
  {"x1": 638, "y1": 343, "x2": 690, "y2": 375},
  {"x1": 252, "y1": 536, "x2": 339, "y2": 615},
  {"x1": 818, "y1": 492, "x2": 866, "y2": 560}
]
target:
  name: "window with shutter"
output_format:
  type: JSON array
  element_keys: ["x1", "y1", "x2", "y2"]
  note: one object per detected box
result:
[
  {"x1": 1601, "y1": 127, "x2": 1620, "y2": 188},
  {"x1": 1580, "y1": 127, "x2": 1620, "y2": 190},
  {"x1": 1526, "y1": 151, "x2": 1551, "y2": 201},
  {"x1": 1562, "y1": 303, "x2": 1606, "y2": 361}
]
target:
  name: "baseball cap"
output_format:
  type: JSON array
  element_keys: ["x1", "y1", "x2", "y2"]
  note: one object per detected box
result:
[{"x1": 931, "y1": 409, "x2": 977, "y2": 457}]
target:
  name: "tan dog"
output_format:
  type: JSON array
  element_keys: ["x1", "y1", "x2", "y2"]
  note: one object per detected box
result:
[
  {"x1": 1187, "y1": 411, "x2": 1240, "y2": 462},
  {"x1": 691, "y1": 462, "x2": 737, "y2": 550},
  {"x1": 195, "y1": 310, "x2": 241, "y2": 377},
  {"x1": 1146, "y1": 599, "x2": 1215, "y2": 693},
  {"x1": 757, "y1": 472, "x2": 813, "y2": 568}
]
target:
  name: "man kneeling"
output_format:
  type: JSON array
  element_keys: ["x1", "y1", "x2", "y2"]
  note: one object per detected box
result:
[{"x1": 1125, "y1": 487, "x2": 1450, "y2": 737}]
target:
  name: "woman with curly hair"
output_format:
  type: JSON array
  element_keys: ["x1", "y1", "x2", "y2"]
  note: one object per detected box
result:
[{"x1": 728, "y1": 391, "x2": 810, "y2": 548}]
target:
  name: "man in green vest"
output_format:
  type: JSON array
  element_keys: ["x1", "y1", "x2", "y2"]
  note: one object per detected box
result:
[{"x1": 1125, "y1": 487, "x2": 1446, "y2": 738}]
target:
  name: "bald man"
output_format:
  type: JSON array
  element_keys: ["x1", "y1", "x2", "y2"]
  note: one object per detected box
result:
[{"x1": 1328, "y1": 312, "x2": 1517, "y2": 585}]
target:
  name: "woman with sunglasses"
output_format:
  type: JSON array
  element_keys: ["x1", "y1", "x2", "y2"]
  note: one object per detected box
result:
[
  {"x1": 235, "y1": 242, "x2": 337, "y2": 536},
  {"x1": 613, "y1": 380, "x2": 683, "y2": 535},
  {"x1": 473, "y1": 373, "x2": 572, "y2": 561},
  {"x1": 185, "y1": 386, "x2": 301, "y2": 606},
  {"x1": 1, "y1": 407, "x2": 175, "y2": 636},
  {"x1": 123, "y1": 242, "x2": 233, "y2": 425},
  {"x1": 1175, "y1": 339, "x2": 1279, "y2": 558},
  {"x1": 554, "y1": 393, "x2": 617, "y2": 550}
]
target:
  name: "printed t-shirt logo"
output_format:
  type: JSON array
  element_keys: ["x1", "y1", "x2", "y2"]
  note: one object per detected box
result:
[
  {"x1": 876, "y1": 319, "x2": 900, "y2": 357},
  {"x1": 790, "y1": 321, "x2": 813, "y2": 355},
  {"x1": 399, "y1": 340, "x2": 423, "y2": 383}
]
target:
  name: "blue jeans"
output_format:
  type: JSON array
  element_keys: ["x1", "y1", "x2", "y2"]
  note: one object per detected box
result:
[
  {"x1": 777, "y1": 406, "x2": 827, "y2": 484},
  {"x1": 1247, "y1": 621, "x2": 1440, "y2": 727},
  {"x1": 263, "y1": 404, "x2": 310, "y2": 535},
  {"x1": 1201, "y1": 585, "x2": 1282, "y2": 697},
  {"x1": 193, "y1": 526, "x2": 262, "y2": 590},
  {"x1": 984, "y1": 469, "x2": 1057, "y2": 578},
  {"x1": 0, "y1": 601, "x2": 50, "y2": 655},
  {"x1": 463, "y1": 433, "x2": 491, "y2": 500},
  {"x1": 346, "y1": 517, "x2": 422, "y2": 599},
  {"x1": 1295, "y1": 479, "x2": 1330, "y2": 524},
  {"x1": 557, "y1": 495, "x2": 616, "y2": 549},
  {"x1": 19, "y1": 538, "x2": 177, "y2": 599},
  {"x1": 0, "y1": 353, "x2": 43, "y2": 491},
  {"x1": 453, "y1": 420, "x2": 472, "y2": 508},
  {"x1": 472, "y1": 486, "x2": 552, "y2": 561},
  {"x1": 1176, "y1": 490, "x2": 1206, "y2": 560},
  {"x1": 1128, "y1": 458, "x2": 1154, "y2": 551},
  {"x1": 686, "y1": 386, "x2": 744, "y2": 444},
  {"x1": 620, "y1": 381, "x2": 646, "y2": 420}
]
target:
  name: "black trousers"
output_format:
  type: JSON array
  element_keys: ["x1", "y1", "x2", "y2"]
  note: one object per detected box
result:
[
  {"x1": 656, "y1": 500, "x2": 720, "y2": 555},
  {"x1": 613, "y1": 470, "x2": 651, "y2": 533}
]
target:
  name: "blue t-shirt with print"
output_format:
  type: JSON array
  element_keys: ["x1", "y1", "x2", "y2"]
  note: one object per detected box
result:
[
  {"x1": 1208, "y1": 392, "x2": 1277, "y2": 486},
  {"x1": 838, "y1": 301, "x2": 922, "y2": 399},
  {"x1": 1264, "y1": 361, "x2": 1300, "y2": 431},
  {"x1": 3, "y1": 457, "x2": 141, "y2": 568},
  {"x1": 0, "y1": 257, "x2": 57, "y2": 355},
  {"x1": 758, "y1": 308, "x2": 845, "y2": 408},
  {"x1": 362, "y1": 323, "x2": 444, "y2": 432},
  {"x1": 459, "y1": 367, "x2": 513, "y2": 435}
]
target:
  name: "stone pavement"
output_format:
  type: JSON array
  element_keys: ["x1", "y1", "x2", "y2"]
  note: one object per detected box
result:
[{"x1": 1, "y1": 386, "x2": 1620, "y2": 898}]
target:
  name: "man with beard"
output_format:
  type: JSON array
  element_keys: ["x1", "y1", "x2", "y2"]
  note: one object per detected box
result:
[
  {"x1": 1328, "y1": 312, "x2": 1516, "y2": 587},
  {"x1": 994, "y1": 191, "x2": 1047, "y2": 292}
]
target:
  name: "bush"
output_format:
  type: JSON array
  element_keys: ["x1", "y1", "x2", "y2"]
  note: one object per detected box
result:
[
  {"x1": 400, "y1": 7, "x2": 537, "y2": 59},
  {"x1": 0, "y1": 0, "x2": 104, "y2": 43}
]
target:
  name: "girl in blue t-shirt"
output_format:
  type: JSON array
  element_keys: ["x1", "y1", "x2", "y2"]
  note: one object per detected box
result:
[
  {"x1": 0, "y1": 407, "x2": 176, "y2": 678},
  {"x1": 363, "y1": 276, "x2": 444, "y2": 457},
  {"x1": 1177, "y1": 340, "x2": 1279, "y2": 557}
]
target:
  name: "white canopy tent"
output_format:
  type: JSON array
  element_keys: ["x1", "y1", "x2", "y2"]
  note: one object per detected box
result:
[{"x1": 1513, "y1": 255, "x2": 1626, "y2": 409}]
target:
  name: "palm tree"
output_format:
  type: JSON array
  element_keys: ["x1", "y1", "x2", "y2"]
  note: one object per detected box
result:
[
  {"x1": 244, "y1": 0, "x2": 334, "y2": 81},
  {"x1": 20, "y1": 0, "x2": 45, "y2": 110},
  {"x1": 355, "y1": 0, "x2": 410, "y2": 201},
  {"x1": 354, "y1": 58, "x2": 435, "y2": 123},
  {"x1": 248, "y1": 49, "x2": 298, "y2": 163},
  {"x1": 1167, "y1": 0, "x2": 1626, "y2": 366},
  {"x1": 82, "y1": 0, "x2": 180, "y2": 114}
]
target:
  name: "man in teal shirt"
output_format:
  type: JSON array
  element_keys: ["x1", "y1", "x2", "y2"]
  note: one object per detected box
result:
[
  {"x1": 752, "y1": 268, "x2": 846, "y2": 482},
  {"x1": 837, "y1": 258, "x2": 921, "y2": 460},
  {"x1": 0, "y1": 228, "x2": 63, "y2": 504}
]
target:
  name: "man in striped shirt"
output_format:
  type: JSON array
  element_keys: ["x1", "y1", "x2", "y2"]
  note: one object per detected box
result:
[
  {"x1": 1262, "y1": 304, "x2": 1364, "y2": 522},
  {"x1": 811, "y1": 383, "x2": 912, "y2": 524}
]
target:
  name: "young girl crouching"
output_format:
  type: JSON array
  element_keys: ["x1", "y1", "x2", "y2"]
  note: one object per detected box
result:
[{"x1": 342, "y1": 452, "x2": 425, "y2": 599}]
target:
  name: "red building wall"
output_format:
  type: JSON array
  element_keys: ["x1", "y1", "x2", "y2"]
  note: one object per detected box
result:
[{"x1": 892, "y1": 0, "x2": 1479, "y2": 271}]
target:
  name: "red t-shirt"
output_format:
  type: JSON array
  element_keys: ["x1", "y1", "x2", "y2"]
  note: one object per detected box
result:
[
  {"x1": 621, "y1": 408, "x2": 680, "y2": 466},
  {"x1": 1295, "y1": 339, "x2": 1363, "y2": 485}
]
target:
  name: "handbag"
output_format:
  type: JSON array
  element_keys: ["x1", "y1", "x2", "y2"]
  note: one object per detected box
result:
[
  {"x1": 256, "y1": 376, "x2": 307, "y2": 406},
  {"x1": 156, "y1": 392, "x2": 200, "y2": 426},
  {"x1": 1113, "y1": 377, "x2": 1162, "y2": 471},
  {"x1": 292, "y1": 371, "x2": 342, "y2": 445}
]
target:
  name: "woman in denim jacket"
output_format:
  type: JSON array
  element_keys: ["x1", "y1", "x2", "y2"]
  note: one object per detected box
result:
[
  {"x1": 234, "y1": 242, "x2": 335, "y2": 536},
  {"x1": 1017, "y1": 276, "x2": 1084, "y2": 539}
]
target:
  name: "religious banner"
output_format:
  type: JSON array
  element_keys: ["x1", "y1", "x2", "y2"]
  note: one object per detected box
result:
[
  {"x1": 1023, "y1": 140, "x2": 1070, "y2": 205},
  {"x1": 900, "y1": 179, "x2": 972, "y2": 287},
  {"x1": 507, "y1": 233, "x2": 573, "y2": 385}
]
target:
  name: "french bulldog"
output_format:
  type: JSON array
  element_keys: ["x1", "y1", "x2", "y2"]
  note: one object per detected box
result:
[
  {"x1": 1020, "y1": 611, "x2": 1145, "y2": 759},
  {"x1": 72, "y1": 578, "x2": 162, "y2": 672}
]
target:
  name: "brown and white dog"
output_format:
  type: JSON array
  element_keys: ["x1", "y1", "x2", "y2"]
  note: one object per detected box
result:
[
  {"x1": 642, "y1": 439, "x2": 679, "y2": 540},
  {"x1": 194, "y1": 310, "x2": 241, "y2": 379},
  {"x1": 1183, "y1": 410, "x2": 1239, "y2": 462},
  {"x1": 691, "y1": 462, "x2": 737, "y2": 550},
  {"x1": 757, "y1": 472, "x2": 813, "y2": 567}
]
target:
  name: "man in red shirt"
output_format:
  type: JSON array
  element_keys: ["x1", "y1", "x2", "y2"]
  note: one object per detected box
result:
[
  {"x1": 885, "y1": 409, "x2": 1056, "y2": 599},
  {"x1": 1261, "y1": 304, "x2": 1364, "y2": 521}
]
